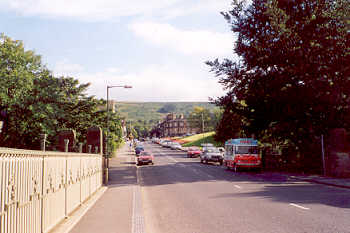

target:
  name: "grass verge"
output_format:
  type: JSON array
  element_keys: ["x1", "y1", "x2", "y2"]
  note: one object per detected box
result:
[{"x1": 181, "y1": 132, "x2": 223, "y2": 147}]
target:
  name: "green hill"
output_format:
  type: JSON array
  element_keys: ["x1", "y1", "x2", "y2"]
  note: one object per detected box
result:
[{"x1": 116, "y1": 102, "x2": 217, "y2": 125}]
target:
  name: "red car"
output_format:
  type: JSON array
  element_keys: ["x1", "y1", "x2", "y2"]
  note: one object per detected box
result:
[
  {"x1": 137, "y1": 151, "x2": 154, "y2": 166},
  {"x1": 187, "y1": 147, "x2": 201, "y2": 158}
]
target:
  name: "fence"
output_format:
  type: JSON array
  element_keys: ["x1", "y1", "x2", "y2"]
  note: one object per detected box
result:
[{"x1": 0, "y1": 148, "x2": 103, "y2": 233}]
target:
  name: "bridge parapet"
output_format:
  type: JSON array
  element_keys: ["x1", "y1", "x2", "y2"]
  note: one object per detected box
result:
[{"x1": 0, "y1": 148, "x2": 102, "y2": 233}]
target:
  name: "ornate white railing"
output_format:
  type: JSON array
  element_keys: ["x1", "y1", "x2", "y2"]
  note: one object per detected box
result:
[{"x1": 0, "y1": 148, "x2": 103, "y2": 233}]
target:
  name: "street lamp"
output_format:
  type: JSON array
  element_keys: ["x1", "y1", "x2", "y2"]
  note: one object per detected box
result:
[{"x1": 106, "y1": 85, "x2": 132, "y2": 161}]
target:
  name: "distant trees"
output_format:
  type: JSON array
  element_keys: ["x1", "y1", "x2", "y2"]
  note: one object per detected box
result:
[
  {"x1": 0, "y1": 34, "x2": 123, "y2": 151},
  {"x1": 157, "y1": 103, "x2": 176, "y2": 113},
  {"x1": 208, "y1": 0, "x2": 350, "y2": 154},
  {"x1": 187, "y1": 106, "x2": 222, "y2": 133}
]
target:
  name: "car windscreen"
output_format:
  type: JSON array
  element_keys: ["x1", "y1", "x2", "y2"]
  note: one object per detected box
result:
[
  {"x1": 206, "y1": 148, "x2": 220, "y2": 153},
  {"x1": 141, "y1": 152, "x2": 150, "y2": 155},
  {"x1": 235, "y1": 146, "x2": 258, "y2": 154}
]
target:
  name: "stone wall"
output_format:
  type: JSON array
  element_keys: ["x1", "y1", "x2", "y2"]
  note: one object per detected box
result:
[{"x1": 326, "y1": 128, "x2": 350, "y2": 177}]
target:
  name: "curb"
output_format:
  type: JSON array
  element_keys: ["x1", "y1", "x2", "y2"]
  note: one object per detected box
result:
[{"x1": 289, "y1": 176, "x2": 350, "y2": 189}]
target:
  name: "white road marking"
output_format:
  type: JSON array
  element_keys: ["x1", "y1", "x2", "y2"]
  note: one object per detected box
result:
[
  {"x1": 167, "y1": 156, "x2": 179, "y2": 163},
  {"x1": 234, "y1": 185, "x2": 242, "y2": 189},
  {"x1": 289, "y1": 203, "x2": 310, "y2": 210}
]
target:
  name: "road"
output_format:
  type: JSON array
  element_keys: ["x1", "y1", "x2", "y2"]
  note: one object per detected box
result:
[{"x1": 138, "y1": 142, "x2": 350, "y2": 233}]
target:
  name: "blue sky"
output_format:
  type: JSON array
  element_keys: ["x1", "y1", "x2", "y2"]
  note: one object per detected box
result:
[{"x1": 0, "y1": 0, "x2": 236, "y2": 102}]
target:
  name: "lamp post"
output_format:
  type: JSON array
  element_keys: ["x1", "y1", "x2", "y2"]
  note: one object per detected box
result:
[{"x1": 106, "y1": 85, "x2": 132, "y2": 162}]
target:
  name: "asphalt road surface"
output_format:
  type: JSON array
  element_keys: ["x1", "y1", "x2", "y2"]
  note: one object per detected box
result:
[{"x1": 137, "y1": 142, "x2": 350, "y2": 233}]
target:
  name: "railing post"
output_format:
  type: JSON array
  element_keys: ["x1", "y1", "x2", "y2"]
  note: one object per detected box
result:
[
  {"x1": 40, "y1": 134, "x2": 47, "y2": 151},
  {"x1": 79, "y1": 143, "x2": 83, "y2": 153},
  {"x1": 41, "y1": 154, "x2": 45, "y2": 233},
  {"x1": 88, "y1": 145, "x2": 92, "y2": 154},
  {"x1": 64, "y1": 139, "x2": 69, "y2": 152},
  {"x1": 94, "y1": 146, "x2": 99, "y2": 154}
]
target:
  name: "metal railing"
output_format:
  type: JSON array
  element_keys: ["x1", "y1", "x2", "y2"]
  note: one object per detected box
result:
[{"x1": 0, "y1": 148, "x2": 103, "y2": 233}]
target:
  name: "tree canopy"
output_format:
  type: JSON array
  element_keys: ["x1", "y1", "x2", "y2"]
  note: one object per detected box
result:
[
  {"x1": 0, "y1": 34, "x2": 123, "y2": 151},
  {"x1": 157, "y1": 103, "x2": 177, "y2": 113},
  {"x1": 208, "y1": 0, "x2": 350, "y2": 151}
]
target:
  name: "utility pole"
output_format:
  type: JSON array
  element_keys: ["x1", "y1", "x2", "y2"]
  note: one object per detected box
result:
[{"x1": 201, "y1": 112, "x2": 204, "y2": 133}]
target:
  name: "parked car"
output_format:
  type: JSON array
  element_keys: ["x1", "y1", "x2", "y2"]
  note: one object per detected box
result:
[
  {"x1": 218, "y1": 147, "x2": 225, "y2": 156},
  {"x1": 187, "y1": 147, "x2": 201, "y2": 158},
  {"x1": 200, "y1": 147, "x2": 224, "y2": 165},
  {"x1": 162, "y1": 140, "x2": 172, "y2": 148},
  {"x1": 135, "y1": 145, "x2": 144, "y2": 155},
  {"x1": 170, "y1": 142, "x2": 182, "y2": 150},
  {"x1": 136, "y1": 151, "x2": 154, "y2": 166}
]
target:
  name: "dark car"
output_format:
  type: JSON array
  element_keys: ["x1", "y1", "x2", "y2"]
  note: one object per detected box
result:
[
  {"x1": 136, "y1": 151, "x2": 154, "y2": 166},
  {"x1": 135, "y1": 146, "x2": 144, "y2": 155}
]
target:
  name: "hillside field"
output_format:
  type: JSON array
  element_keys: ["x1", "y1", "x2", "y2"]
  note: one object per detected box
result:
[{"x1": 116, "y1": 102, "x2": 218, "y2": 124}]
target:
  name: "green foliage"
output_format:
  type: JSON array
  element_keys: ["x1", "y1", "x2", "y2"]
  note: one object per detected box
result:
[
  {"x1": 0, "y1": 34, "x2": 124, "y2": 152},
  {"x1": 187, "y1": 106, "x2": 222, "y2": 133},
  {"x1": 157, "y1": 103, "x2": 176, "y2": 113},
  {"x1": 116, "y1": 102, "x2": 218, "y2": 135},
  {"x1": 208, "y1": 0, "x2": 350, "y2": 154}
]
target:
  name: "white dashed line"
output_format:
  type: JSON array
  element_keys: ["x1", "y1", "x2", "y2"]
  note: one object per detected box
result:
[
  {"x1": 234, "y1": 185, "x2": 242, "y2": 189},
  {"x1": 289, "y1": 203, "x2": 310, "y2": 210}
]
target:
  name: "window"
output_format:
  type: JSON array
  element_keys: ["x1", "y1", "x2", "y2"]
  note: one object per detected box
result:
[
  {"x1": 235, "y1": 146, "x2": 258, "y2": 154},
  {"x1": 225, "y1": 145, "x2": 233, "y2": 156}
]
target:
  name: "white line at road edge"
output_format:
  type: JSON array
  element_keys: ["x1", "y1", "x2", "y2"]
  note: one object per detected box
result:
[
  {"x1": 289, "y1": 203, "x2": 310, "y2": 210},
  {"x1": 234, "y1": 185, "x2": 242, "y2": 189},
  {"x1": 132, "y1": 169, "x2": 146, "y2": 233}
]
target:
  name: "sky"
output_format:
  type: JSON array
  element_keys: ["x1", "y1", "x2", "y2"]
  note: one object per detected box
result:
[{"x1": 0, "y1": 0, "x2": 236, "y2": 102}]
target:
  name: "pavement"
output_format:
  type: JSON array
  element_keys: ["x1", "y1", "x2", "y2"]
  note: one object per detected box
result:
[
  {"x1": 57, "y1": 143, "x2": 138, "y2": 233},
  {"x1": 284, "y1": 172, "x2": 350, "y2": 189}
]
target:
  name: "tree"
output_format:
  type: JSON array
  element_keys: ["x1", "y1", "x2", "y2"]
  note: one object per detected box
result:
[
  {"x1": 0, "y1": 34, "x2": 45, "y2": 148},
  {"x1": 208, "y1": 0, "x2": 350, "y2": 155},
  {"x1": 0, "y1": 34, "x2": 124, "y2": 151},
  {"x1": 187, "y1": 106, "x2": 213, "y2": 133},
  {"x1": 157, "y1": 103, "x2": 176, "y2": 113}
]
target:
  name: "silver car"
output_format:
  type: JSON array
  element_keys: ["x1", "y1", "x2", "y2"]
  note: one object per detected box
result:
[{"x1": 200, "y1": 147, "x2": 224, "y2": 165}]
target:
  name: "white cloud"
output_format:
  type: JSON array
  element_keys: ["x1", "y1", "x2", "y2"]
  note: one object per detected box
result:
[
  {"x1": 0, "y1": 0, "x2": 231, "y2": 21},
  {"x1": 74, "y1": 64, "x2": 224, "y2": 102},
  {"x1": 129, "y1": 21, "x2": 233, "y2": 57},
  {"x1": 53, "y1": 59, "x2": 84, "y2": 76}
]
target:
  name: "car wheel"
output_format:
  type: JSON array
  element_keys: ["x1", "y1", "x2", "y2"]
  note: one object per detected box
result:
[
  {"x1": 219, "y1": 160, "x2": 223, "y2": 166},
  {"x1": 200, "y1": 158, "x2": 203, "y2": 163}
]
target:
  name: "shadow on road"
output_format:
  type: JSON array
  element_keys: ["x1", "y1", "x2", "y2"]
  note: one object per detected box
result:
[
  {"x1": 139, "y1": 147, "x2": 350, "y2": 209},
  {"x1": 210, "y1": 184, "x2": 350, "y2": 209},
  {"x1": 108, "y1": 165, "x2": 137, "y2": 188}
]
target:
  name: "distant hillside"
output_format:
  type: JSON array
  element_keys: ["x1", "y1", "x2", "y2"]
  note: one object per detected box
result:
[{"x1": 116, "y1": 102, "x2": 218, "y2": 124}]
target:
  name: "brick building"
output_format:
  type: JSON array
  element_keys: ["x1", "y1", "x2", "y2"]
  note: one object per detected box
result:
[{"x1": 152, "y1": 113, "x2": 200, "y2": 137}]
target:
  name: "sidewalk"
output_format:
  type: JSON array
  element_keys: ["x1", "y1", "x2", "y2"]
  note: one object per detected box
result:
[
  {"x1": 67, "y1": 143, "x2": 137, "y2": 233},
  {"x1": 287, "y1": 173, "x2": 350, "y2": 189},
  {"x1": 261, "y1": 171, "x2": 350, "y2": 189}
]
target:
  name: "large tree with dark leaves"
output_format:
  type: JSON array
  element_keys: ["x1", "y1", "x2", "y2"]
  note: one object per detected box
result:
[{"x1": 208, "y1": 0, "x2": 350, "y2": 153}]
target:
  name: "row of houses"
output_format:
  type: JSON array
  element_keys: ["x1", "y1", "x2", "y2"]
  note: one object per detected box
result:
[{"x1": 151, "y1": 113, "x2": 200, "y2": 138}]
